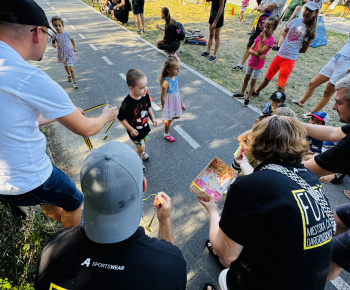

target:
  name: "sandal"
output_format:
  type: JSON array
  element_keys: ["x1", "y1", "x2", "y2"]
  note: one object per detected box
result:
[
  {"x1": 301, "y1": 112, "x2": 312, "y2": 119},
  {"x1": 203, "y1": 283, "x2": 217, "y2": 290},
  {"x1": 206, "y1": 240, "x2": 225, "y2": 269},
  {"x1": 344, "y1": 190, "x2": 350, "y2": 199},
  {"x1": 164, "y1": 135, "x2": 175, "y2": 142},
  {"x1": 291, "y1": 99, "x2": 304, "y2": 107}
]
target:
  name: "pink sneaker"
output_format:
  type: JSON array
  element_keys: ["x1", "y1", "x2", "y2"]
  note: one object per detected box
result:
[{"x1": 164, "y1": 135, "x2": 175, "y2": 142}]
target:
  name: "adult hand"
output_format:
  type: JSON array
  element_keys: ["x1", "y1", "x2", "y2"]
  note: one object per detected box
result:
[
  {"x1": 197, "y1": 194, "x2": 218, "y2": 214},
  {"x1": 102, "y1": 103, "x2": 118, "y2": 122},
  {"x1": 154, "y1": 192, "x2": 171, "y2": 221}
]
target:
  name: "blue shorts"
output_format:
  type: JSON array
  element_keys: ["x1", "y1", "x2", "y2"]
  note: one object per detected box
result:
[{"x1": 0, "y1": 166, "x2": 83, "y2": 212}]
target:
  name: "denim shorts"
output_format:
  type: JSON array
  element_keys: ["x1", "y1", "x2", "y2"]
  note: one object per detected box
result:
[
  {"x1": 246, "y1": 65, "x2": 262, "y2": 80},
  {"x1": 0, "y1": 166, "x2": 83, "y2": 212}
]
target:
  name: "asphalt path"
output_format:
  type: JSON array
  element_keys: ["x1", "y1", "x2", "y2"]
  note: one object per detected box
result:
[{"x1": 34, "y1": 0, "x2": 350, "y2": 289}]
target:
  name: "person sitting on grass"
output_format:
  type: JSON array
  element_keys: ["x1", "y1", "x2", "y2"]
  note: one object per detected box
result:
[
  {"x1": 111, "y1": 0, "x2": 132, "y2": 26},
  {"x1": 232, "y1": 16, "x2": 279, "y2": 107},
  {"x1": 262, "y1": 91, "x2": 286, "y2": 114},
  {"x1": 156, "y1": 7, "x2": 181, "y2": 57}
]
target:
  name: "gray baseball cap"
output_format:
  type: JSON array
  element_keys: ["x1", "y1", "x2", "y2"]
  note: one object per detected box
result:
[{"x1": 81, "y1": 141, "x2": 143, "y2": 244}]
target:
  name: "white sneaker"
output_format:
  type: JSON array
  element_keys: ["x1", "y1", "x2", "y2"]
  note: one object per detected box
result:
[
  {"x1": 141, "y1": 152, "x2": 149, "y2": 162},
  {"x1": 341, "y1": 18, "x2": 346, "y2": 21}
]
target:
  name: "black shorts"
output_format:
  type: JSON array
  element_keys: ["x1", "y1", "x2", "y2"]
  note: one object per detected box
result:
[
  {"x1": 247, "y1": 28, "x2": 262, "y2": 48},
  {"x1": 132, "y1": 0, "x2": 144, "y2": 14},
  {"x1": 209, "y1": 14, "x2": 224, "y2": 29},
  {"x1": 332, "y1": 230, "x2": 350, "y2": 272},
  {"x1": 345, "y1": 0, "x2": 350, "y2": 8}
]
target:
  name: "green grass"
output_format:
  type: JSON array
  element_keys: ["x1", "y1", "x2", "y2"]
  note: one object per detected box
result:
[{"x1": 85, "y1": 0, "x2": 347, "y2": 126}]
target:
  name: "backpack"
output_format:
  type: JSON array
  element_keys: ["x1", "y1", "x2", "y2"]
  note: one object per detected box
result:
[{"x1": 172, "y1": 19, "x2": 186, "y2": 41}]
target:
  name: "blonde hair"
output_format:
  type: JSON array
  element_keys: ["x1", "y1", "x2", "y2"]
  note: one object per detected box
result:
[
  {"x1": 273, "y1": 107, "x2": 297, "y2": 118},
  {"x1": 249, "y1": 115, "x2": 309, "y2": 163},
  {"x1": 159, "y1": 56, "x2": 179, "y2": 85}
]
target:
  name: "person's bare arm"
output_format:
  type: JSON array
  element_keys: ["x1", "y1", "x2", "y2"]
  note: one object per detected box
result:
[
  {"x1": 198, "y1": 195, "x2": 243, "y2": 267},
  {"x1": 299, "y1": 39, "x2": 312, "y2": 53},
  {"x1": 257, "y1": 2, "x2": 277, "y2": 12},
  {"x1": 288, "y1": 5, "x2": 302, "y2": 21},
  {"x1": 160, "y1": 79, "x2": 168, "y2": 109},
  {"x1": 212, "y1": 0, "x2": 225, "y2": 28},
  {"x1": 303, "y1": 123, "x2": 346, "y2": 142},
  {"x1": 281, "y1": 26, "x2": 289, "y2": 39},
  {"x1": 71, "y1": 38, "x2": 77, "y2": 52},
  {"x1": 57, "y1": 105, "x2": 118, "y2": 137},
  {"x1": 119, "y1": 119, "x2": 139, "y2": 137},
  {"x1": 303, "y1": 157, "x2": 334, "y2": 177},
  {"x1": 37, "y1": 114, "x2": 56, "y2": 126},
  {"x1": 148, "y1": 107, "x2": 157, "y2": 127},
  {"x1": 154, "y1": 192, "x2": 175, "y2": 245}
]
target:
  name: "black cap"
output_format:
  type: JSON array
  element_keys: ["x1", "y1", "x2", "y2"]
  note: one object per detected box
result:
[
  {"x1": 270, "y1": 91, "x2": 286, "y2": 102},
  {"x1": 0, "y1": 0, "x2": 53, "y2": 31}
]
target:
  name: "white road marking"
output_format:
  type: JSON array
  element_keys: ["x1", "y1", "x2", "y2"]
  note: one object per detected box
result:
[
  {"x1": 51, "y1": 6, "x2": 56, "y2": 10},
  {"x1": 102, "y1": 56, "x2": 113, "y2": 65},
  {"x1": 56, "y1": 11, "x2": 61, "y2": 15},
  {"x1": 330, "y1": 277, "x2": 350, "y2": 290},
  {"x1": 119, "y1": 73, "x2": 126, "y2": 81},
  {"x1": 151, "y1": 101, "x2": 161, "y2": 111},
  {"x1": 89, "y1": 44, "x2": 98, "y2": 51},
  {"x1": 78, "y1": 34, "x2": 86, "y2": 39},
  {"x1": 63, "y1": 18, "x2": 68, "y2": 22},
  {"x1": 174, "y1": 126, "x2": 200, "y2": 149},
  {"x1": 70, "y1": 25, "x2": 77, "y2": 30}
]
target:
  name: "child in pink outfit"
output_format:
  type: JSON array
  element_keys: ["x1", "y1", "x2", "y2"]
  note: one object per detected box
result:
[
  {"x1": 238, "y1": 0, "x2": 249, "y2": 23},
  {"x1": 232, "y1": 16, "x2": 279, "y2": 107}
]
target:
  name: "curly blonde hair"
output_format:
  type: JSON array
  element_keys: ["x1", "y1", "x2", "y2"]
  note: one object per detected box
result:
[{"x1": 249, "y1": 115, "x2": 309, "y2": 163}]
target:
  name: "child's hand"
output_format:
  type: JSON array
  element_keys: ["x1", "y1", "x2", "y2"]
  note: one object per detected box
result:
[
  {"x1": 347, "y1": 68, "x2": 350, "y2": 74},
  {"x1": 74, "y1": 48, "x2": 78, "y2": 52},
  {"x1": 130, "y1": 129, "x2": 139, "y2": 137},
  {"x1": 156, "y1": 24, "x2": 160, "y2": 29},
  {"x1": 153, "y1": 120, "x2": 158, "y2": 127},
  {"x1": 260, "y1": 31, "x2": 265, "y2": 39},
  {"x1": 259, "y1": 55, "x2": 266, "y2": 60},
  {"x1": 51, "y1": 43, "x2": 57, "y2": 48},
  {"x1": 181, "y1": 103, "x2": 186, "y2": 111}
]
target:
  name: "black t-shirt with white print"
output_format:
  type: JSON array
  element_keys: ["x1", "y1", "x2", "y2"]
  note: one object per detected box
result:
[
  {"x1": 220, "y1": 161, "x2": 333, "y2": 290},
  {"x1": 35, "y1": 226, "x2": 187, "y2": 290},
  {"x1": 315, "y1": 123, "x2": 350, "y2": 174},
  {"x1": 117, "y1": 93, "x2": 151, "y2": 141}
]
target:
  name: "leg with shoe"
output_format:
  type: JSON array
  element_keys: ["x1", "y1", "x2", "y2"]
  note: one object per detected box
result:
[{"x1": 164, "y1": 120, "x2": 176, "y2": 142}]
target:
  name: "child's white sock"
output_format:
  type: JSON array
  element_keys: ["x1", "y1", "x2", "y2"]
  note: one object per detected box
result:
[{"x1": 164, "y1": 133, "x2": 170, "y2": 137}]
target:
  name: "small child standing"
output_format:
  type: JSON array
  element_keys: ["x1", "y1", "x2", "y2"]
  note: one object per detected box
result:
[
  {"x1": 118, "y1": 69, "x2": 157, "y2": 172},
  {"x1": 238, "y1": 0, "x2": 249, "y2": 23},
  {"x1": 262, "y1": 91, "x2": 286, "y2": 114},
  {"x1": 232, "y1": 16, "x2": 278, "y2": 107},
  {"x1": 159, "y1": 56, "x2": 186, "y2": 142},
  {"x1": 307, "y1": 111, "x2": 330, "y2": 154},
  {"x1": 51, "y1": 16, "x2": 79, "y2": 89}
]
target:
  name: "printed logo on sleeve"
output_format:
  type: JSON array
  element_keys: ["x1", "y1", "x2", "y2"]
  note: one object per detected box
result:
[{"x1": 292, "y1": 186, "x2": 333, "y2": 250}]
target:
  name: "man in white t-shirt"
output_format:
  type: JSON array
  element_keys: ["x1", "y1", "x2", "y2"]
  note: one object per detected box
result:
[{"x1": 0, "y1": 0, "x2": 118, "y2": 228}]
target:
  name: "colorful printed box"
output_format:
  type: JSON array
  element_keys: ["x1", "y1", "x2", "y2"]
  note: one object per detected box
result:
[{"x1": 190, "y1": 157, "x2": 238, "y2": 202}]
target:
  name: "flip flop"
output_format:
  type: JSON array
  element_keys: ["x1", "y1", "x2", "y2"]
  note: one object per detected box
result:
[
  {"x1": 206, "y1": 240, "x2": 225, "y2": 269},
  {"x1": 344, "y1": 190, "x2": 350, "y2": 199},
  {"x1": 203, "y1": 283, "x2": 217, "y2": 290},
  {"x1": 301, "y1": 112, "x2": 312, "y2": 119},
  {"x1": 291, "y1": 99, "x2": 304, "y2": 107}
]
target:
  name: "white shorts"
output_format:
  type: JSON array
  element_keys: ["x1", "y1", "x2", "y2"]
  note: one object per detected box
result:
[
  {"x1": 240, "y1": 6, "x2": 247, "y2": 12},
  {"x1": 319, "y1": 54, "x2": 350, "y2": 85},
  {"x1": 330, "y1": 0, "x2": 341, "y2": 10}
]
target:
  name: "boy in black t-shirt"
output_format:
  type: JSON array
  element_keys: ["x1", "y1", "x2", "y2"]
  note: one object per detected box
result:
[{"x1": 118, "y1": 69, "x2": 157, "y2": 172}]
